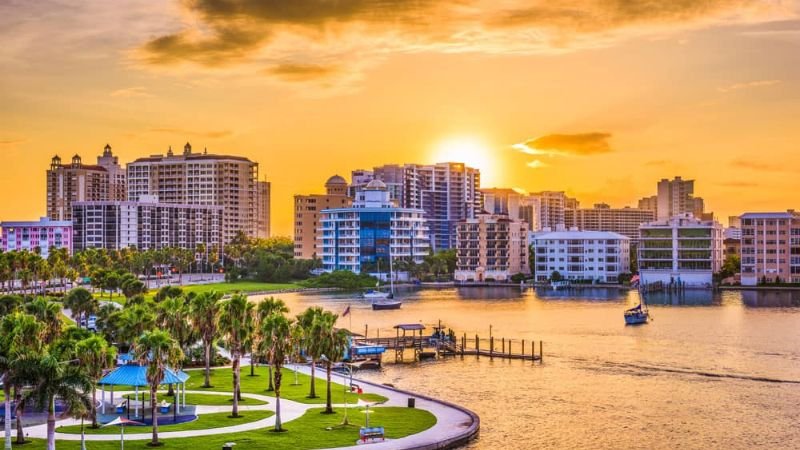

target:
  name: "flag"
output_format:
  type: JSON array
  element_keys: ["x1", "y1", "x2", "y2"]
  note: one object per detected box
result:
[{"x1": 342, "y1": 304, "x2": 351, "y2": 317}]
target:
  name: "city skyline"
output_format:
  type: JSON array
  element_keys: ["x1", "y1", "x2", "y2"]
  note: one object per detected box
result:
[{"x1": 3, "y1": 1, "x2": 800, "y2": 235}]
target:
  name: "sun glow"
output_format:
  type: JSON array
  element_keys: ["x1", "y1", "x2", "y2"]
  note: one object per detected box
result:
[{"x1": 433, "y1": 136, "x2": 494, "y2": 184}]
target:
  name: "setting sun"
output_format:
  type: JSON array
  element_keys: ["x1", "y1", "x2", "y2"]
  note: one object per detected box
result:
[{"x1": 433, "y1": 137, "x2": 495, "y2": 185}]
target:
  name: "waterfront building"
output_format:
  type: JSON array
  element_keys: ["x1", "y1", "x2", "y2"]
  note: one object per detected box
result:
[
  {"x1": 638, "y1": 176, "x2": 706, "y2": 221},
  {"x1": 72, "y1": 195, "x2": 223, "y2": 255},
  {"x1": 638, "y1": 213, "x2": 723, "y2": 286},
  {"x1": 523, "y1": 191, "x2": 579, "y2": 231},
  {"x1": 739, "y1": 211, "x2": 800, "y2": 285},
  {"x1": 319, "y1": 180, "x2": 430, "y2": 274},
  {"x1": 96, "y1": 144, "x2": 127, "y2": 203},
  {"x1": 531, "y1": 230, "x2": 630, "y2": 283},
  {"x1": 519, "y1": 196, "x2": 542, "y2": 232},
  {"x1": 0, "y1": 217, "x2": 73, "y2": 257},
  {"x1": 126, "y1": 143, "x2": 262, "y2": 243},
  {"x1": 724, "y1": 237, "x2": 741, "y2": 259},
  {"x1": 454, "y1": 214, "x2": 529, "y2": 282},
  {"x1": 293, "y1": 175, "x2": 351, "y2": 259},
  {"x1": 564, "y1": 203, "x2": 655, "y2": 240}
]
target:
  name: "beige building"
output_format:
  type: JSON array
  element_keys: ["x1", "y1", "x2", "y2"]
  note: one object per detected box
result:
[
  {"x1": 293, "y1": 175, "x2": 351, "y2": 259},
  {"x1": 454, "y1": 214, "x2": 529, "y2": 282},
  {"x1": 740, "y1": 211, "x2": 800, "y2": 285},
  {"x1": 523, "y1": 191, "x2": 579, "y2": 231},
  {"x1": 127, "y1": 143, "x2": 262, "y2": 243},
  {"x1": 257, "y1": 179, "x2": 271, "y2": 238},
  {"x1": 638, "y1": 177, "x2": 706, "y2": 220},
  {"x1": 47, "y1": 149, "x2": 125, "y2": 221},
  {"x1": 565, "y1": 203, "x2": 655, "y2": 240}
]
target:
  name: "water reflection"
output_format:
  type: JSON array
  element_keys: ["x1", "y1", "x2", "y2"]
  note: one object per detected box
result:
[
  {"x1": 642, "y1": 289, "x2": 718, "y2": 306},
  {"x1": 534, "y1": 286, "x2": 628, "y2": 302},
  {"x1": 741, "y1": 289, "x2": 800, "y2": 307}
]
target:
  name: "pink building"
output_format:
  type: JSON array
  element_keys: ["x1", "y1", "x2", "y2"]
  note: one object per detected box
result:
[
  {"x1": 740, "y1": 211, "x2": 800, "y2": 285},
  {"x1": 0, "y1": 217, "x2": 72, "y2": 257}
]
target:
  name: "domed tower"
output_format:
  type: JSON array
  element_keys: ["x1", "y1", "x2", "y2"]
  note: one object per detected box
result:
[
  {"x1": 183, "y1": 142, "x2": 192, "y2": 155},
  {"x1": 71, "y1": 154, "x2": 82, "y2": 168},
  {"x1": 103, "y1": 143, "x2": 112, "y2": 157},
  {"x1": 324, "y1": 175, "x2": 348, "y2": 196},
  {"x1": 50, "y1": 155, "x2": 62, "y2": 170}
]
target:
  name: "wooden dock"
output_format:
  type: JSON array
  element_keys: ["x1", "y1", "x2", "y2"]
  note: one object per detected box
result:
[{"x1": 354, "y1": 323, "x2": 543, "y2": 364}]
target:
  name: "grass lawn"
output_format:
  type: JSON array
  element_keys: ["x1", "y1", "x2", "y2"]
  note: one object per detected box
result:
[
  {"x1": 56, "y1": 410, "x2": 274, "y2": 435},
  {"x1": 143, "y1": 281, "x2": 303, "y2": 301},
  {"x1": 184, "y1": 366, "x2": 387, "y2": 405},
  {"x1": 19, "y1": 407, "x2": 436, "y2": 450}
]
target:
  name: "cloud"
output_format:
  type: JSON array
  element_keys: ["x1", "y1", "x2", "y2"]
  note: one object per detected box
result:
[
  {"x1": 514, "y1": 132, "x2": 613, "y2": 156},
  {"x1": 0, "y1": 138, "x2": 25, "y2": 146},
  {"x1": 729, "y1": 158, "x2": 788, "y2": 172},
  {"x1": 719, "y1": 181, "x2": 758, "y2": 188},
  {"x1": 717, "y1": 79, "x2": 781, "y2": 93},
  {"x1": 132, "y1": 0, "x2": 793, "y2": 89},
  {"x1": 110, "y1": 86, "x2": 154, "y2": 98},
  {"x1": 267, "y1": 63, "x2": 339, "y2": 81},
  {"x1": 526, "y1": 160, "x2": 548, "y2": 169},
  {"x1": 149, "y1": 127, "x2": 233, "y2": 139}
]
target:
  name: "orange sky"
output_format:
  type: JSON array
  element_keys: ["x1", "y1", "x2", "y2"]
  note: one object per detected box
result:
[{"x1": 1, "y1": 0, "x2": 800, "y2": 235}]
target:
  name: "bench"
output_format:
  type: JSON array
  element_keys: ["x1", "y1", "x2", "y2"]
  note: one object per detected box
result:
[{"x1": 359, "y1": 426, "x2": 385, "y2": 443}]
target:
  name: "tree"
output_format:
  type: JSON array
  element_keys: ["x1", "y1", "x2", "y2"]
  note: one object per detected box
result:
[
  {"x1": 24, "y1": 297, "x2": 62, "y2": 344},
  {"x1": 218, "y1": 294, "x2": 254, "y2": 418},
  {"x1": 317, "y1": 311, "x2": 347, "y2": 414},
  {"x1": 550, "y1": 271, "x2": 563, "y2": 282},
  {"x1": 262, "y1": 313, "x2": 292, "y2": 432},
  {"x1": 0, "y1": 295, "x2": 22, "y2": 317},
  {"x1": 134, "y1": 330, "x2": 183, "y2": 447},
  {"x1": 189, "y1": 291, "x2": 222, "y2": 388},
  {"x1": 295, "y1": 307, "x2": 324, "y2": 399},
  {"x1": 75, "y1": 335, "x2": 116, "y2": 428},
  {"x1": 0, "y1": 312, "x2": 44, "y2": 445},
  {"x1": 64, "y1": 287, "x2": 98, "y2": 329},
  {"x1": 22, "y1": 350, "x2": 92, "y2": 450},
  {"x1": 117, "y1": 304, "x2": 156, "y2": 345},
  {"x1": 254, "y1": 297, "x2": 288, "y2": 388}
]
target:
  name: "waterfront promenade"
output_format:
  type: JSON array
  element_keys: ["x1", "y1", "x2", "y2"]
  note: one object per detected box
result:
[{"x1": 22, "y1": 364, "x2": 479, "y2": 450}]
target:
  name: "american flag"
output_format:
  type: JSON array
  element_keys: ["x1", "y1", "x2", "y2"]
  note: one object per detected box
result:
[{"x1": 342, "y1": 304, "x2": 351, "y2": 317}]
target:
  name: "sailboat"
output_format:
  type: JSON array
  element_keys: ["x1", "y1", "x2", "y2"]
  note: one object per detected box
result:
[
  {"x1": 624, "y1": 297, "x2": 651, "y2": 325},
  {"x1": 372, "y1": 253, "x2": 401, "y2": 310},
  {"x1": 363, "y1": 259, "x2": 391, "y2": 300}
]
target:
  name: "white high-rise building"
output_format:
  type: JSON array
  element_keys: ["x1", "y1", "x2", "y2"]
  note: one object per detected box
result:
[
  {"x1": 531, "y1": 230, "x2": 630, "y2": 283},
  {"x1": 638, "y1": 213, "x2": 723, "y2": 286},
  {"x1": 319, "y1": 180, "x2": 430, "y2": 275}
]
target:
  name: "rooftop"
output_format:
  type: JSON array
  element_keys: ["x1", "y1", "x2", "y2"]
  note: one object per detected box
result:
[{"x1": 533, "y1": 230, "x2": 629, "y2": 240}]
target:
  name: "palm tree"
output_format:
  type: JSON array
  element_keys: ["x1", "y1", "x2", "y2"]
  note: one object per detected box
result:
[
  {"x1": 254, "y1": 297, "x2": 288, "y2": 388},
  {"x1": 0, "y1": 295, "x2": 22, "y2": 317},
  {"x1": 75, "y1": 335, "x2": 116, "y2": 428},
  {"x1": 64, "y1": 287, "x2": 97, "y2": 329},
  {"x1": 189, "y1": 291, "x2": 222, "y2": 388},
  {"x1": 117, "y1": 304, "x2": 156, "y2": 345},
  {"x1": 317, "y1": 311, "x2": 348, "y2": 414},
  {"x1": 0, "y1": 312, "x2": 44, "y2": 445},
  {"x1": 262, "y1": 313, "x2": 292, "y2": 432},
  {"x1": 23, "y1": 349, "x2": 92, "y2": 450},
  {"x1": 24, "y1": 297, "x2": 62, "y2": 344},
  {"x1": 134, "y1": 330, "x2": 183, "y2": 447},
  {"x1": 296, "y1": 307, "x2": 323, "y2": 399},
  {"x1": 218, "y1": 294, "x2": 254, "y2": 418}
]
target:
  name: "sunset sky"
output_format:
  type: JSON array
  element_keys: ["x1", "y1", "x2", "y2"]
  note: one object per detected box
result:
[{"x1": 2, "y1": 0, "x2": 799, "y2": 235}]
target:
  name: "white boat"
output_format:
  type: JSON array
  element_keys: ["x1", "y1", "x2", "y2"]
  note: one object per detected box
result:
[
  {"x1": 363, "y1": 290, "x2": 391, "y2": 300},
  {"x1": 624, "y1": 301, "x2": 651, "y2": 325},
  {"x1": 371, "y1": 252, "x2": 402, "y2": 310}
]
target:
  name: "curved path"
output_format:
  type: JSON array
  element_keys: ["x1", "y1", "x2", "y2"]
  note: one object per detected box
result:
[{"x1": 23, "y1": 365, "x2": 479, "y2": 449}]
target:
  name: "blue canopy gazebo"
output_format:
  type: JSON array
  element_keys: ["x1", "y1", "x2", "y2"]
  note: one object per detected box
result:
[{"x1": 98, "y1": 365, "x2": 189, "y2": 417}]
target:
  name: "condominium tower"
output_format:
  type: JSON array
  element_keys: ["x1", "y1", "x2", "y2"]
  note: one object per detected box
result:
[
  {"x1": 531, "y1": 230, "x2": 630, "y2": 283},
  {"x1": 740, "y1": 211, "x2": 800, "y2": 285},
  {"x1": 565, "y1": 203, "x2": 655, "y2": 240},
  {"x1": 293, "y1": 176, "x2": 351, "y2": 259},
  {"x1": 126, "y1": 143, "x2": 265, "y2": 243},
  {"x1": 454, "y1": 214, "x2": 529, "y2": 282},
  {"x1": 319, "y1": 180, "x2": 430, "y2": 274},
  {"x1": 638, "y1": 177, "x2": 705, "y2": 221}
]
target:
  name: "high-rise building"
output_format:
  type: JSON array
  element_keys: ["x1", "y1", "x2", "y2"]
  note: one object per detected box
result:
[
  {"x1": 372, "y1": 165, "x2": 405, "y2": 205},
  {"x1": 257, "y1": 179, "x2": 271, "y2": 238},
  {"x1": 531, "y1": 230, "x2": 630, "y2": 283},
  {"x1": 524, "y1": 191, "x2": 579, "y2": 231},
  {"x1": 72, "y1": 195, "x2": 223, "y2": 255},
  {"x1": 402, "y1": 162, "x2": 481, "y2": 250},
  {"x1": 0, "y1": 217, "x2": 73, "y2": 257},
  {"x1": 126, "y1": 143, "x2": 261, "y2": 243},
  {"x1": 348, "y1": 169, "x2": 374, "y2": 197},
  {"x1": 740, "y1": 211, "x2": 800, "y2": 285},
  {"x1": 319, "y1": 180, "x2": 430, "y2": 274},
  {"x1": 96, "y1": 144, "x2": 127, "y2": 202},
  {"x1": 293, "y1": 176, "x2": 351, "y2": 259},
  {"x1": 47, "y1": 153, "x2": 112, "y2": 221},
  {"x1": 638, "y1": 213, "x2": 723, "y2": 286},
  {"x1": 565, "y1": 203, "x2": 655, "y2": 240},
  {"x1": 639, "y1": 177, "x2": 706, "y2": 220},
  {"x1": 454, "y1": 214, "x2": 529, "y2": 282},
  {"x1": 481, "y1": 188, "x2": 522, "y2": 219}
]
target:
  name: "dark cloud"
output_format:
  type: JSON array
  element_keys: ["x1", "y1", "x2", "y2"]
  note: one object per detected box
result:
[
  {"x1": 729, "y1": 158, "x2": 787, "y2": 172},
  {"x1": 519, "y1": 132, "x2": 613, "y2": 155},
  {"x1": 719, "y1": 180, "x2": 758, "y2": 188},
  {"x1": 267, "y1": 63, "x2": 339, "y2": 81}
]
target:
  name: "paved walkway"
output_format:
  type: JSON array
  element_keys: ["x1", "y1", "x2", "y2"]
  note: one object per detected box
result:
[{"x1": 23, "y1": 365, "x2": 478, "y2": 449}]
